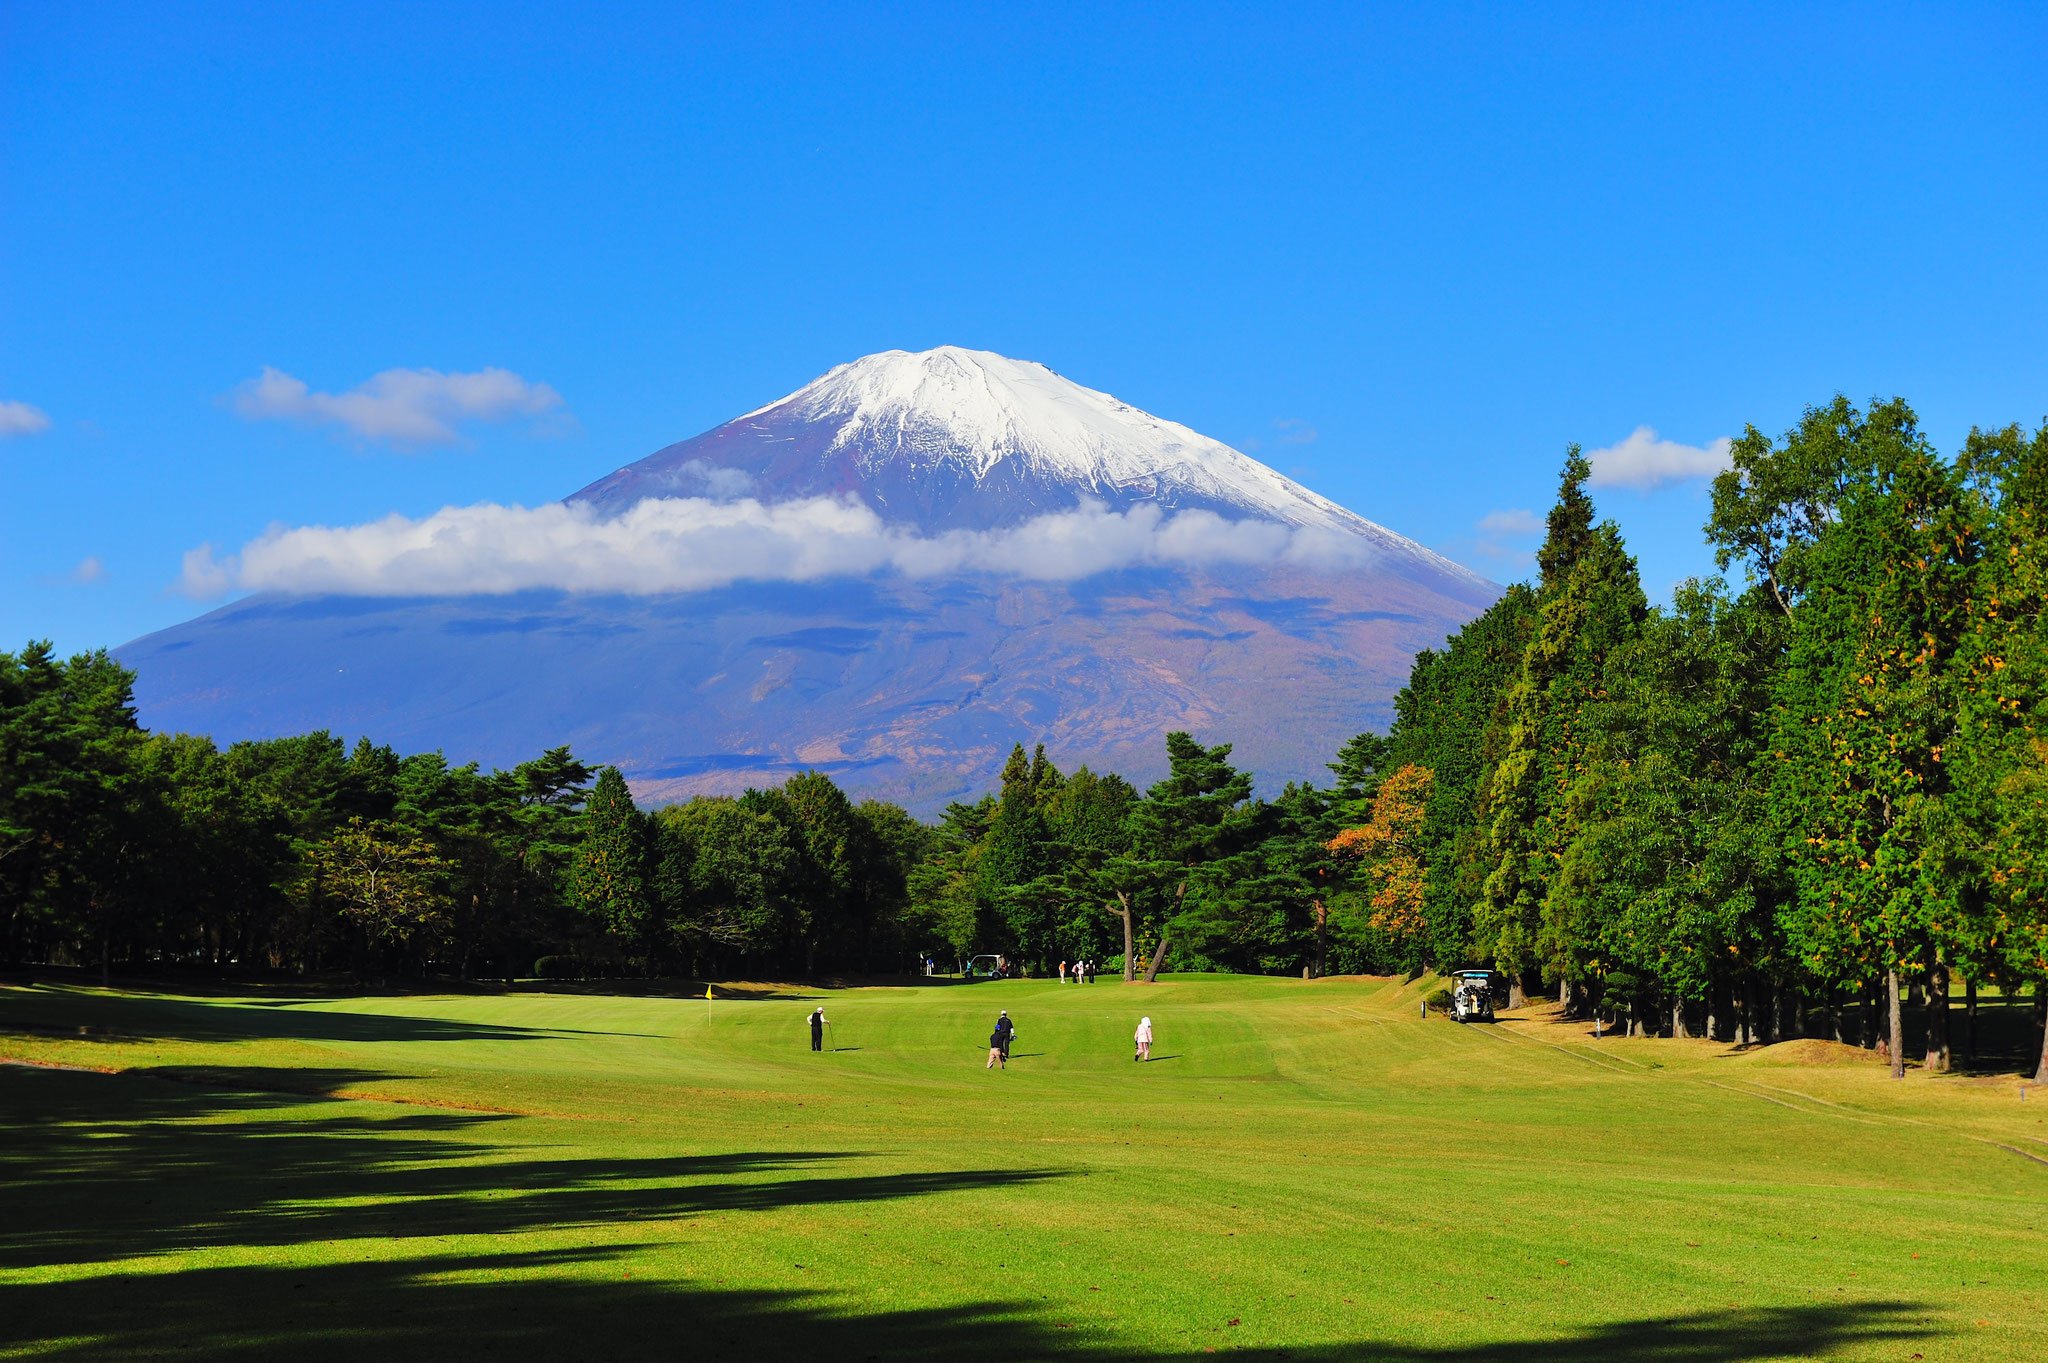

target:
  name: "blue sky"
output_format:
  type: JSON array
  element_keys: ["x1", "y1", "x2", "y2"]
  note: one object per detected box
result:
[{"x1": 5, "y1": 1, "x2": 2045, "y2": 654}]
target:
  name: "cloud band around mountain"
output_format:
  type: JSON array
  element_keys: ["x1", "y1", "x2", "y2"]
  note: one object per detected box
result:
[{"x1": 177, "y1": 496, "x2": 1378, "y2": 599}]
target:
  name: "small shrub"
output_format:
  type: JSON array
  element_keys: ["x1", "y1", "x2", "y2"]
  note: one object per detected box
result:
[
  {"x1": 532, "y1": 955, "x2": 585, "y2": 980},
  {"x1": 1424, "y1": 987, "x2": 1454, "y2": 1013}
]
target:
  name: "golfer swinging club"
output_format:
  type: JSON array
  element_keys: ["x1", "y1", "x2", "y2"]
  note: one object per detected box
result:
[{"x1": 809, "y1": 1006, "x2": 828, "y2": 1052}]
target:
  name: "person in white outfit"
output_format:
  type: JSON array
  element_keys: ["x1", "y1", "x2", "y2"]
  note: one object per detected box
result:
[{"x1": 1134, "y1": 1015, "x2": 1153, "y2": 1062}]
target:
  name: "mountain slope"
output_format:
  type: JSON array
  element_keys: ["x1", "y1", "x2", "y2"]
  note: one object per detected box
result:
[{"x1": 123, "y1": 348, "x2": 1497, "y2": 812}]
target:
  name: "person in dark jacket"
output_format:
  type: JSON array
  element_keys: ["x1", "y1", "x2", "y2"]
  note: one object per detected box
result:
[
  {"x1": 992, "y1": 1010, "x2": 1015, "y2": 1061},
  {"x1": 809, "y1": 1007, "x2": 828, "y2": 1052}
]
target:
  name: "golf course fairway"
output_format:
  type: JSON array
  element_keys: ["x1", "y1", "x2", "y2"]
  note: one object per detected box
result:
[{"x1": 2, "y1": 973, "x2": 2043, "y2": 1361}]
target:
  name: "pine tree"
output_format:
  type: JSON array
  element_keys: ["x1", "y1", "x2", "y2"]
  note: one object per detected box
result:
[
  {"x1": 1474, "y1": 450, "x2": 1646, "y2": 1005},
  {"x1": 982, "y1": 742, "x2": 1055, "y2": 964},
  {"x1": 1385, "y1": 583, "x2": 1538, "y2": 970},
  {"x1": 1127, "y1": 732, "x2": 1255, "y2": 982},
  {"x1": 571, "y1": 766, "x2": 649, "y2": 951}
]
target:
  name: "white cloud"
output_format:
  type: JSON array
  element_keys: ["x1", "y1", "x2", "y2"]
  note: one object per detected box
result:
[
  {"x1": 1478, "y1": 508, "x2": 1544, "y2": 537},
  {"x1": 1586, "y1": 426, "x2": 1732, "y2": 491},
  {"x1": 1273, "y1": 418, "x2": 1319, "y2": 446},
  {"x1": 73, "y1": 556, "x2": 106, "y2": 585},
  {"x1": 177, "y1": 496, "x2": 1375, "y2": 600},
  {"x1": 0, "y1": 400, "x2": 52, "y2": 438},
  {"x1": 177, "y1": 544, "x2": 233, "y2": 599},
  {"x1": 230, "y1": 366, "x2": 565, "y2": 445}
]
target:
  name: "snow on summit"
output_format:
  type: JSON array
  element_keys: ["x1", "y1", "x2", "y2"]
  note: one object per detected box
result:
[
  {"x1": 739, "y1": 346, "x2": 1367, "y2": 532},
  {"x1": 570, "y1": 346, "x2": 1486, "y2": 586}
]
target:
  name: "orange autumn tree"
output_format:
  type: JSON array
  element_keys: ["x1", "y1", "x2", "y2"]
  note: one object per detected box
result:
[{"x1": 1326, "y1": 764, "x2": 1434, "y2": 959}]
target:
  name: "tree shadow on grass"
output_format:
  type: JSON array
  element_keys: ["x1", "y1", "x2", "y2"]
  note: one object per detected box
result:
[
  {"x1": 0, "y1": 1066, "x2": 1944, "y2": 1363},
  {"x1": 0, "y1": 1065, "x2": 1064, "y2": 1271},
  {"x1": 0, "y1": 1247, "x2": 1936, "y2": 1363},
  {"x1": 0, "y1": 984, "x2": 574, "y2": 1047}
]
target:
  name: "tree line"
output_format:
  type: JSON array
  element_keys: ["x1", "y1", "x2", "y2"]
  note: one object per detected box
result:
[
  {"x1": 1370, "y1": 399, "x2": 2047, "y2": 1079},
  {"x1": 3, "y1": 395, "x2": 2042, "y2": 1076}
]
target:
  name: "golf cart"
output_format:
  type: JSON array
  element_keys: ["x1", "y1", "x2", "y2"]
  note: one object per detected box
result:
[
  {"x1": 963, "y1": 954, "x2": 1008, "y2": 982},
  {"x1": 1451, "y1": 969, "x2": 1496, "y2": 1023}
]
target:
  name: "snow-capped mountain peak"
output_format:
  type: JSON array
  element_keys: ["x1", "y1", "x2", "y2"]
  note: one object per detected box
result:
[
  {"x1": 568, "y1": 346, "x2": 1487, "y2": 587},
  {"x1": 736, "y1": 346, "x2": 1362, "y2": 531}
]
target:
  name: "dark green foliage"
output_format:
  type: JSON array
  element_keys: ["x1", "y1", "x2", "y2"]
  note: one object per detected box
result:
[
  {"x1": 571, "y1": 768, "x2": 650, "y2": 947},
  {"x1": 1947, "y1": 421, "x2": 2048, "y2": 1070},
  {"x1": 1473, "y1": 450, "x2": 1649, "y2": 994},
  {"x1": 1125, "y1": 733, "x2": 1258, "y2": 981},
  {"x1": 1550, "y1": 581, "x2": 1786, "y2": 1022},
  {"x1": 981, "y1": 744, "x2": 1056, "y2": 960},
  {"x1": 1384, "y1": 583, "x2": 1537, "y2": 969},
  {"x1": 651, "y1": 796, "x2": 796, "y2": 970},
  {"x1": 0, "y1": 646, "x2": 599, "y2": 981}
]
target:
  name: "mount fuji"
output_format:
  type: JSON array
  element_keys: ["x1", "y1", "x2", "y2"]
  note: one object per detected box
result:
[{"x1": 122, "y1": 348, "x2": 1497, "y2": 812}]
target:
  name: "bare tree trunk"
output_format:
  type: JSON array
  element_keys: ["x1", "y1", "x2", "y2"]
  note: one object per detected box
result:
[
  {"x1": 1672, "y1": 998, "x2": 1689, "y2": 1039},
  {"x1": 2034, "y1": 981, "x2": 2047, "y2": 1084},
  {"x1": 1311, "y1": 897, "x2": 1326, "y2": 979},
  {"x1": 1508, "y1": 976, "x2": 1527, "y2": 1009},
  {"x1": 1142, "y1": 933, "x2": 1169, "y2": 984},
  {"x1": 1559, "y1": 976, "x2": 1570, "y2": 1009},
  {"x1": 1963, "y1": 977, "x2": 1977, "y2": 1062},
  {"x1": 1888, "y1": 966, "x2": 1906, "y2": 1080},
  {"x1": 1924, "y1": 949, "x2": 1950, "y2": 1074},
  {"x1": 1115, "y1": 892, "x2": 1136, "y2": 983},
  {"x1": 1142, "y1": 879, "x2": 1186, "y2": 983}
]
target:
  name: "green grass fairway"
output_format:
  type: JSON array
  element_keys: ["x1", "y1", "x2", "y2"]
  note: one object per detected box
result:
[{"x1": 3, "y1": 974, "x2": 2044, "y2": 1361}]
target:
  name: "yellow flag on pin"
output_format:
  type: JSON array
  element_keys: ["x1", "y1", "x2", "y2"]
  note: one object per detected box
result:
[{"x1": 704, "y1": 983, "x2": 714, "y2": 1001}]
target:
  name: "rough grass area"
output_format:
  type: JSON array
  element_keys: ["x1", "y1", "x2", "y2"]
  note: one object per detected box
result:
[{"x1": 2, "y1": 973, "x2": 2043, "y2": 1362}]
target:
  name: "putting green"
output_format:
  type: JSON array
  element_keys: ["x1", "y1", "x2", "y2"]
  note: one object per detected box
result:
[{"x1": 2, "y1": 974, "x2": 2043, "y2": 1361}]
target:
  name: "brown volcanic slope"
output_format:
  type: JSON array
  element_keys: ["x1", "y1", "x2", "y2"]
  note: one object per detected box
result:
[{"x1": 616, "y1": 562, "x2": 1475, "y2": 808}]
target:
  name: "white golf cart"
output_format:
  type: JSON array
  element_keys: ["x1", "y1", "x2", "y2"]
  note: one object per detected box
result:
[{"x1": 1451, "y1": 969, "x2": 1496, "y2": 1023}]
